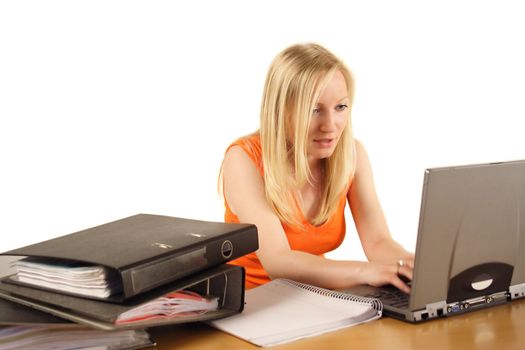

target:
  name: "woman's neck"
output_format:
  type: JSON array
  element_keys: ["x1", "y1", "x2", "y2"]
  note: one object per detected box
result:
[
  {"x1": 298, "y1": 161, "x2": 325, "y2": 222},
  {"x1": 307, "y1": 158, "x2": 325, "y2": 183}
]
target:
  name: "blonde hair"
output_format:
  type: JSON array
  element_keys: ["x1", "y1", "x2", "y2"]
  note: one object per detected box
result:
[{"x1": 260, "y1": 43, "x2": 356, "y2": 226}]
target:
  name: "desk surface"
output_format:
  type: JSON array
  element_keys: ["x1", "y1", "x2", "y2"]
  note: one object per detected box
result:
[{"x1": 149, "y1": 298, "x2": 525, "y2": 350}]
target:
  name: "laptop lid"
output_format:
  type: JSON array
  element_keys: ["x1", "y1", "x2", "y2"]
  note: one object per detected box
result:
[
  {"x1": 344, "y1": 159, "x2": 525, "y2": 322},
  {"x1": 410, "y1": 159, "x2": 525, "y2": 313}
]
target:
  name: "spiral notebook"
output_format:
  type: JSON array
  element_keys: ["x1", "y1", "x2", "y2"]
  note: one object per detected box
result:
[{"x1": 209, "y1": 279, "x2": 382, "y2": 347}]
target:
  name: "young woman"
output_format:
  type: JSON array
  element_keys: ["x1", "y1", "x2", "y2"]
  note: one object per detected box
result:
[{"x1": 221, "y1": 43, "x2": 414, "y2": 292}]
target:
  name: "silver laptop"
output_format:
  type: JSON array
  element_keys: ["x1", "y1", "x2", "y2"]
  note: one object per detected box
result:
[{"x1": 345, "y1": 159, "x2": 525, "y2": 322}]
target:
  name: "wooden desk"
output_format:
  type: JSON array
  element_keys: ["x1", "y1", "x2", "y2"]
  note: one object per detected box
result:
[{"x1": 148, "y1": 298, "x2": 525, "y2": 350}]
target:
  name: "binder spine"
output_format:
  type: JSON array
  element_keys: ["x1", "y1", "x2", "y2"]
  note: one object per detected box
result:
[
  {"x1": 121, "y1": 227, "x2": 256, "y2": 298},
  {"x1": 282, "y1": 279, "x2": 383, "y2": 314},
  {"x1": 121, "y1": 247, "x2": 208, "y2": 297}
]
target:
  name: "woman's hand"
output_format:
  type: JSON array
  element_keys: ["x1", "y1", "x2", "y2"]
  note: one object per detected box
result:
[
  {"x1": 396, "y1": 255, "x2": 415, "y2": 280},
  {"x1": 359, "y1": 257, "x2": 414, "y2": 294}
]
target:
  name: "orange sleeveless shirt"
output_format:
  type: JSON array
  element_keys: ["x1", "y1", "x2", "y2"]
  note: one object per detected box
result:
[{"x1": 224, "y1": 134, "x2": 349, "y2": 289}]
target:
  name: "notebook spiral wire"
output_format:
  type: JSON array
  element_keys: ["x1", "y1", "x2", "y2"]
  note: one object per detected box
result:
[{"x1": 282, "y1": 279, "x2": 383, "y2": 313}]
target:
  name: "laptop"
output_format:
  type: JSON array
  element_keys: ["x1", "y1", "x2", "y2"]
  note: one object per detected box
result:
[{"x1": 344, "y1": 159, "x2": 525, "y2": 322}]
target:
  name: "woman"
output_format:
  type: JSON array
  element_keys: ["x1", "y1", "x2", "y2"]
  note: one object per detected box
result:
[{"x1": 221, "y1": 43, "x2": 414, "y2": 292}]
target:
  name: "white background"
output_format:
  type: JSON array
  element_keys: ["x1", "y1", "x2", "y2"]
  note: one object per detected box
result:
[{"x1": 1, "y1": 1, "x2": 524, "y2": 261}]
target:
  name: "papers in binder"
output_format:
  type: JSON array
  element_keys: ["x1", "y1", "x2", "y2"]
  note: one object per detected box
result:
[
  {"x1": 5, "y1": 261, "x2": 219, "y2": 326},
  {"x1": 0, "y1": 264, "x2": 243, "y2": 331},
  {"x1": 10, "y1": 257, "x2": 121, "y2": 298},
  {"x1": 210, "y1": 279, "x2": 382, "y2": 347},
  {"x1": 116, "y1": 290, "x2": 219, "y2": 324}
]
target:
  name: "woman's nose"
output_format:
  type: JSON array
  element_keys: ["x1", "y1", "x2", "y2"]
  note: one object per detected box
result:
[{"x1": 319, "y1": 111, "x2": 337, "y2": 132}]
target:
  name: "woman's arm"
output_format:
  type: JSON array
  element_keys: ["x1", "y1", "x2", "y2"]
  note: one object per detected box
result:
[
  {"x1": 223, "y1": 145, "x2": 411, "y2": 292},
  {"x1": 348, "y1": 140, "x2": 415, "y2": 272}
]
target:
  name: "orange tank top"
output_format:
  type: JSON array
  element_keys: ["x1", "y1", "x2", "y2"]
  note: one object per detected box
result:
[{"x1": 224, "y1": 134, "x2": 349, "y2": 289}]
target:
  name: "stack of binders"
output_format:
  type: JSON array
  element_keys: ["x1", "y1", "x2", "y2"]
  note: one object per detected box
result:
[
  {"x1": 0, "y1": 297, "x2": 154, "y2": 350},
  {"x1": 0, "y1": 214, "x2": 258, "y2": 348}
]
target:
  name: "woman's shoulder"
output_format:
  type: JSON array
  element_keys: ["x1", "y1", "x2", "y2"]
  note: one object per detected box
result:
[
  {"x1": 350, "y1": 138, "x2": 374, "y2": 180},
  {"x1": 226, "y1": 132, "x2": 261, "y2": 157},
  {"x1": 352, "y1": 138, "x2": 368, "y2": 162},
  {"x1": 225, "y1": 132, "x2": 264, "y2": 175},
  {"x1": 353, "y1": 138, "x2": 364, "y2": 152},
  {"x1": 346, "y1": 138, "x2": 367, "y2": 183}
]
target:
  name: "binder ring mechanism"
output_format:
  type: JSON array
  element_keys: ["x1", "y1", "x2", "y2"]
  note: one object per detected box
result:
[{"x1": 205, "y1": 271, "x2": 229, "y2": 308}]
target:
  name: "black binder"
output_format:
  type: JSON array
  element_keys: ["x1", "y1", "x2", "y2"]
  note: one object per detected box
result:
[
  {"x1": 0, "y1": 298, "x2": 74, "y2": 326},
  {"x1": 1, "y1": 214, "x2": 257, "y2": 300},
  {"x1": 0, "y1": 264, "x2": 245, "y2": 331}
]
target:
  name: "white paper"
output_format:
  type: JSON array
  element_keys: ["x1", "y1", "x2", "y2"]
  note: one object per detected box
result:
[
  {"x1": 210, "y1": 279, "x2": 381, "y2": 347},
  {"x1": 10, "y1": 258, "x2": 120, "y2": 298}
]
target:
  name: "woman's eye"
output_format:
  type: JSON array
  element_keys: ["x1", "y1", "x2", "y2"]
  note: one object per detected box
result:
[
  {"x1": 312, "y1": 108, "x2": 321, "y2": 115},
  {"x1": 336, "y1": 104, "x2": 348, "y2": 111}
]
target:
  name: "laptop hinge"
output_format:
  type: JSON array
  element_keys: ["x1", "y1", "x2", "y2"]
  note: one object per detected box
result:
[
  {"x1": 509, "y1": 283, "x2": 525, "y2": 300},
  {"x1": 414, "y1": 300, "x2": 447, "y2": 321}
]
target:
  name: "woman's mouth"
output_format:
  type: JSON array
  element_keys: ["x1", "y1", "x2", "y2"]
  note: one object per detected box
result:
[{"x1": 313, "y1": 138, "x2": 335, "y2": 148}]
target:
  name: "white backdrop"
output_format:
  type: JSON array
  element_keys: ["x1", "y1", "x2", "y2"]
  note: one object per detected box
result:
[{"x1": 1, "y1": 1, "x2": 524, "y2": 261}]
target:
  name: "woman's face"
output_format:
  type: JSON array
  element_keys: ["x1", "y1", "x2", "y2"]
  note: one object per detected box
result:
[{"x1": 307, "y1": 70, "x2": 349, "y2": 162}]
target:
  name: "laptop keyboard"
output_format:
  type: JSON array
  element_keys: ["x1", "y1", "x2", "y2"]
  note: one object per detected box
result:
[{"x1": 365, "y1": 286, "x2": 410, "y2": 309}]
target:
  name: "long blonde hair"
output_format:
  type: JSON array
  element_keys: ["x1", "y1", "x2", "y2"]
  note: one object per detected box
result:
[{"x1": 260, "y1": 43, "x2": 356, "y2": 226}]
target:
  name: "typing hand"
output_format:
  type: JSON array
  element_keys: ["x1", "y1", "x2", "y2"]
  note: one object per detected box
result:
[
  {"x1": 395, "y1": 256, "x2": 414, "y2": 291},
  {"x1": 361, "y1": 258, "x2": 414, "y2": 294}
]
